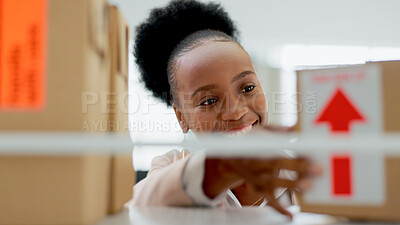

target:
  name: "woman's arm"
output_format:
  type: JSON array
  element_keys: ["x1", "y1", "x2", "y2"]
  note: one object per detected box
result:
[{"x1": 132, "y1": 150, "x2": 194, "y2": 206}]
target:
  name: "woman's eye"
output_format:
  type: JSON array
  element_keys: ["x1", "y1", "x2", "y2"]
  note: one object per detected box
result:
[
  {"x1": 241, "y1": 85, "x2": 255, "y2": 93},
  {"x1": 201, "y1": 98, "x2": 217, "y2": 106}
]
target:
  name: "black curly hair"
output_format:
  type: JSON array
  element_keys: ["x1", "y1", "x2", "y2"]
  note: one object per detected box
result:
[{"x1": 134, "y1": 0, "x2": 239, "y2": 106}]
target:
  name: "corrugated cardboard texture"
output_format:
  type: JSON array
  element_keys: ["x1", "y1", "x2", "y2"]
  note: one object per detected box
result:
[
  {"x1": 107, "y1": 5, "x2": 135, "y2": 214},
  {"x1": 296, "y1": 61, "x2": 400, "y2": 221}
]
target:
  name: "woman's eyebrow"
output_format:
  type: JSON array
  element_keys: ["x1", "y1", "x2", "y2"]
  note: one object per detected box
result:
[
  {"x1": 191, "y1": 84, "x2": 218, "y2": 98},
  {"x1": 231, "y1": 70, "x2": 255, "y2": 83}
]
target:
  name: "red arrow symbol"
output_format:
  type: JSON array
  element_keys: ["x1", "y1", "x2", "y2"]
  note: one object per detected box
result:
[
  {"x1": 315, "y1": 88, "x2": 365, "y2": 133},
  {"x1": 331, "y1": 155, "x2": 352, "y2": 196}
]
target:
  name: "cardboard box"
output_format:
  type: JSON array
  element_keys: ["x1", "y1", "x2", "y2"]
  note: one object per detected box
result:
[
  {"x1": 0, "y1": 1, "x2": 133, "y2": 224},
  {"x1": 0, "y1": 156, "x2": 111, "y2": 225},
  {"x1": 0, "y1": 0, "x2": 110, "y2": 130},
  {"x1": 108, "y1": 5, "x2": 135, "y2": 214},
  {"x1": 296, "y1": 61, "x2": 400, "y2": 221}
]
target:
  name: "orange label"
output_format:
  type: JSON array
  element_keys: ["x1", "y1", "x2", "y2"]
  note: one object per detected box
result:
[{"x1": 0, "y1": 0, "x2": 47, "y2": 110}]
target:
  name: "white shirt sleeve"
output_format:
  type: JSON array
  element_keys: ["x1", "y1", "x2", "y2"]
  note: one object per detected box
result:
[{"x1": 182, "y1": 150, "x2": 227, "y2": 206}]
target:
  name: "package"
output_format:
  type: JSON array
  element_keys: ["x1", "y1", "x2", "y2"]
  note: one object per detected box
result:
[
  {"x1": 296, "y1": 60, "x2": 400, "y2": 221},
  {"x1": 108, "y1": 5, "x2": 135, "y2": 214},
  {"x1": 0, "y1": 0, "x2": 133, "y2": 224}
]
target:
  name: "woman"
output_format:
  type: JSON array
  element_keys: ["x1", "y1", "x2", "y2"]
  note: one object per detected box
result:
[{"x1": 131, "y1": 0, "x2": 320, "y2": 218}]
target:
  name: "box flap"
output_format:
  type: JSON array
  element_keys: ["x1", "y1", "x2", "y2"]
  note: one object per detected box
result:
[
  {"x1": 109, "y1": 5, "x2": 129, "y2": 83},
  {"x1": 87, "y1": 0, "x2": 109, "y2": 59}
]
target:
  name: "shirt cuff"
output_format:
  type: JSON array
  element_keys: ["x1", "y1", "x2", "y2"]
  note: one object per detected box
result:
[{"x1": 182, "y1": 150, "x2": 227, "y2": 207}]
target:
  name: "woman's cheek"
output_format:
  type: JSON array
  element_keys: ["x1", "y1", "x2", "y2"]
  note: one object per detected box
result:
[
  {"x1": 199, "y1": 117, "x2": 217, "y2": 132},
  {"x1": 248, "y1": 91, "x2": 265, "y2": 111},
  {"x1": 192, "y1": 110, "x2": 219, "y2": 132},
  {"x1": 253, "y1": 92, "x2": 268, "y2": 124}
]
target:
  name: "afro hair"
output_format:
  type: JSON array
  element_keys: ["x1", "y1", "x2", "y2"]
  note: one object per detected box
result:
[{"x1": 134, "y1": 0, "x2": 238, "y2": 106}]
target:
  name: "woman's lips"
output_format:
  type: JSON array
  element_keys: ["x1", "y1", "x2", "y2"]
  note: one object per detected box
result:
[
  {"x1": 228, "y1": 123, "x2": 253, "y2": 131},
  {"x1": 222, "y1": 121, "x2": 258, "y2": 138},
  {"x1": 227, "y1": 120, "x2": 258, "y2": 131}
]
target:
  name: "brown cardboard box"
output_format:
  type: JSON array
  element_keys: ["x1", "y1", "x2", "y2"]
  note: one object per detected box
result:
[
  {"x1": 0, "y1": 0, "x2": 110, "y2": 131},
  {"x1": 0, "y1": 156, "x2": 111, "y2": 225},
  {"x1": 0, "y1": 1, "x2": 133, "y2": 224},
  {"x1": 296, "y1": 61, "x2": 400, "y2": 221},
  {"x1": 107, "y1": 5, "x2": 135, "y2": 214}
]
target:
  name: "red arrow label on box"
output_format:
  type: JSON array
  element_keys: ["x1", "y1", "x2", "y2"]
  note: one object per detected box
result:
[
  {"x1": 331, "y1": 155, "x2": 352, "y2": 196},
  {"x1": 315, "y1": 88, "x2": 365, "y2": 133}
]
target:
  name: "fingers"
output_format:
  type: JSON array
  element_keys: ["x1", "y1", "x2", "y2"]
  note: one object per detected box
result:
[
  {"x1": 270, "y1": 158, "x2": 310, "y2": 175},
  {"x1": 269, "y1": 158, "x2": 320, "y2": 181},
  {"x1": 229, "y1": 158, "x2": 312, "y2": 180},
  {"x1": 309, "y1": 162, "x2": 323, "y2": 176},
  {"x1": 250, "y1": 177, "x2": 299, "y2": 192},
  {"x1": 223, "y1": 157, "x2": 320, "y2": 219},
  {"x1": 222, "y1": 157, "x2": 319, "y2": 189},
  {"x1": 264, "y1": 190, "x2": 293, "y2": 220},
  {"x1": 297, "y1": 179, "x2": 313, "y2": 190}
]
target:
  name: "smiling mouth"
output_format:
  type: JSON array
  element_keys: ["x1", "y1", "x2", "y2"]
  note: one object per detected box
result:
[{"x1": 223, "y1": 121, "x2": 258, "y2": 138}]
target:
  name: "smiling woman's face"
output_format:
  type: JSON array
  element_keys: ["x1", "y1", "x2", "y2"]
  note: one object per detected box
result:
[{"x1": 172, "y1": 41, "x2": 268, "y2": 134}]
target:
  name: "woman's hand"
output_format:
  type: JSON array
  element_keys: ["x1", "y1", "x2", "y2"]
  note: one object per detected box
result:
[{"x1": 203, "y1": 157, "x2": 321, "y2": 219}]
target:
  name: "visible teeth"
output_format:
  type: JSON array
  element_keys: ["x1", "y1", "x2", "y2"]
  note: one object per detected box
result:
[{"x1": 223, "y1": 125, "x2": 253, "y2": 138}]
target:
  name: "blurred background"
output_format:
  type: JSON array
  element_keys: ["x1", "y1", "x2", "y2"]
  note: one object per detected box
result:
[{"x1": 109, "y1": 0, "x2": 400, "y2": 171}]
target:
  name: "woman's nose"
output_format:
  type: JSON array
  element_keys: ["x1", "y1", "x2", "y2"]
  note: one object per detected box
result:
[{"x1": 220, "y1": 96, "x2": 249, "y2": 121}]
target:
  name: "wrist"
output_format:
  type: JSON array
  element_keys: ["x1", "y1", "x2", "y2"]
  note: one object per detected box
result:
[{"x1": 203, "y1": 158, "x2": 243, "y2": 199}]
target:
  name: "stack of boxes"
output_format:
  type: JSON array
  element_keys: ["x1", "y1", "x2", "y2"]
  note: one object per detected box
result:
[
  {"x1": 0, "y1": 0, "x2": 134, "y2": 224},
  {"x1": 296, "y1": 61, "x2": 400, "y2": 220},
  {"x1": 108, "y1": 5, "x2": 135, "y2": 214}
]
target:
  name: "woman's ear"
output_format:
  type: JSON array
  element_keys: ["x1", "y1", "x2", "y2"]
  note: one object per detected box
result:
[{"x1": 173, "y1": 103, "x2": 189, "y2": 133}]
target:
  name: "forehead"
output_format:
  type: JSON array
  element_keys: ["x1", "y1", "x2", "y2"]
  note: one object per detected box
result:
[{"x1": 175, "y1": 41, "x2": 254, "y2": 91}]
